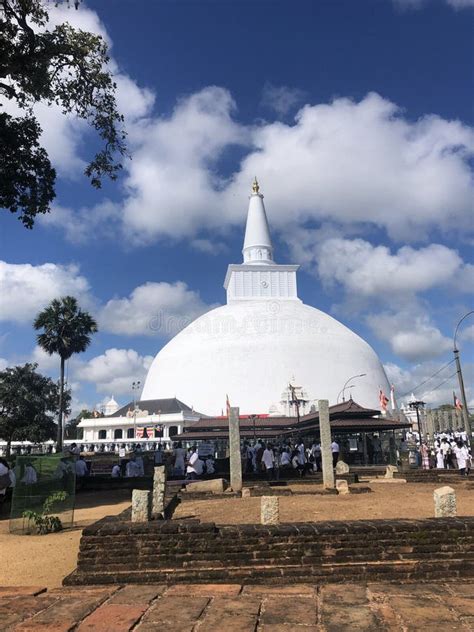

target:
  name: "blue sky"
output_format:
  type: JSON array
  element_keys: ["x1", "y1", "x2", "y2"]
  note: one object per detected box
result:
[{"x1": 1, "y1": 0, "x2": 473, "y2": 414}]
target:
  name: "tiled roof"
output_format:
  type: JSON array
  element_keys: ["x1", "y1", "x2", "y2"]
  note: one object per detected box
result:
[{"x1": 109, "y1": 398, "x2": 197, "y2": 418}]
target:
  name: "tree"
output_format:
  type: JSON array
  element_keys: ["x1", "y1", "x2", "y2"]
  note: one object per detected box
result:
[
  {"x1": 64, "y1": 408, "x2": 90, "y2": 440},
  {"x1": 34, "y1": 296, "x2": 97, "y2": 450},
  {"x1": 0, "y1": 363, "x2": 70, "y2": 456},
  {"x1": 0, "y1": 0, "x2": 126, "y2": 227}
]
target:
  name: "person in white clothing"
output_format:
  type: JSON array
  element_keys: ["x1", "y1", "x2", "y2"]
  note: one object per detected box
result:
[
  {"x1": 454, "y1": 442, "x2": 470, "y2": 476},
  {"x1": 173, "y1": 442, "x2": 186, "y2": 476},
  {"x1": 331, "y1": 441, "x2": 340, "y2": 468},
  {"x1": 280, "y1": 449, "x2": 291, "y2": 468},
  {"x1": 21, "y1": 463, "x2": 38, "y2": 484},
  {"x1": 194, "y1": 456, "x2": 204, "y2": 477},
  {"x1": 186, "y1": 448, "x2": 199, "y2": 480},
  {"x1": 262, "y1": 444, "x2": 275, "y2": 481},
  {"x1": 125, "y1": 457, "x2": 140, "y2": 477},
  {"x1": 435, "y1": 448, "x2": 445, "y2": 469},
  {"x1": 0, "y1": 459, "x2": 11, "y2": 499},
  {"x1": 311, "y1": 443, "x2": 322, "y2": 472}
]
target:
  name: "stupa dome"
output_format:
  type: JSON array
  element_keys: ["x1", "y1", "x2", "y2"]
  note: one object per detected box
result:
[{"x1": 142, "y1": 180, "x2": 390, "y2": 415}]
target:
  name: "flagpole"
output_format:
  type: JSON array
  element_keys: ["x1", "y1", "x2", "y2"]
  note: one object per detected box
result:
[{"x1": 454, "y1": 311, "x2": 473, "y2": 444}]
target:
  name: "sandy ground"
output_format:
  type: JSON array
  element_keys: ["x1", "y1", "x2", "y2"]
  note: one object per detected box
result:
[
  {"x1": 0, "y1": 483, "x2": 472, "y2": 589},
  {"x1": 173, "y1": 482, "x2": 474, "y2": 524},
  {"x1": 0, "y1": 490, "x2": 131, "y2": 588}
]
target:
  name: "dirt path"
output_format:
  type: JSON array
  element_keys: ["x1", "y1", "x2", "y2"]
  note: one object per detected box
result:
[
  {"x1": 173, "y1": 482, "x2": 474, "y2": 524},
  {"x1": 0, "y1": 490, "x2": 131, "y2": 588}
]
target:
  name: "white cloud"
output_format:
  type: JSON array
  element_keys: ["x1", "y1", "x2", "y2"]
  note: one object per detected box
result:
[
  {"x1": 261, "y1": 83, "x2": 306, "y2": 117},
  {"x1": 39, "y1": 200, "x2": 121, "y2": 244},
  {"x1": 30, "y1": 346, "x2": 61, "y2": 373},
  {"x1": 114, "y1": 90, "x2": 473, "y2": 244},
  {"x1": 385, "y1": 360, "x2": 473, "y2": 409},
  {"x1": 99, "y1": 281, "x2": 217, "y2": 337},
  {"x1": 0, "y1": 358, "x2": 8, "y2": 371},
  {"x1": 0, "y1": 261, "x2": 92, "y2": 324},
  {"x1": 315, "y1": 239, "x2": 473, "y2": 298},
  {"x1": 121, "y1": 86, "x2": 248, "y2": 242},
  {"x1": 368, "y1": 309, "x2": 452, "y2": 361},
  {"x1": 460, "y1": 323, "x2": 474, "y2": 343},
  {"x1": 191, "y1": 239, "x2": 229, "y2": 255},
  {"x1": 393, "y1": 0, "x2": 474, "y2": 8},
  {"x1": 74, "y1": 348, "x2": 153, "y2": 395}
]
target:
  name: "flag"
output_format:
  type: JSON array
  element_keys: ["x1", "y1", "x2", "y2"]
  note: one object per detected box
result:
[
  {"x1": 146, "y1": 427, "x2": 154, "y2": 439},
  {"x1": 390, "y1": 384, "x2": 397, "y2": 411},
  {"x1": 226, "y1": 394, "x2": 231, "y2": 416},
  {"x1": 379, "y1": 389, "x2": 389, "y2": 412},
  {"x1": 136, "y1": 427, "x2": 144, "y2": 439},
  {"x1": 453, "y1": 391, "x2": 463, "y2": 410}
]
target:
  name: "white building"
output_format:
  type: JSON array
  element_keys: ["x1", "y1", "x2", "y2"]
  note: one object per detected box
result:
[
  {"x1": 142, "y1": 179, "x2": 390, "y2": 415},
  {"x1": 77, "y1": 398, "x2": 201, "y2": 446}
]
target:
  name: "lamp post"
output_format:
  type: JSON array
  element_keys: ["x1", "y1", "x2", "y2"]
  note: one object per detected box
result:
[
  {"x1": 341, "y1": 374, "x2": 367, "y2": 402},
  {"x1": 337, "y1": 385, "x2": 354, "y2": 404},
  {"x1": 454, "y1": 311, "x2": 473, "y2": 443},
  {"x1": 408, "y1": 400, "x2": 426, "y2": 444},
  {"x1": 132, "y1": 380, "x2": 141, "y2": 443}
]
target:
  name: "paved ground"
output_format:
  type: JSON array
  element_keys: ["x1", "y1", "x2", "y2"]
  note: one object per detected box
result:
[{"x1": 1, "y1": 582, "x2": 473, "y2": 631}]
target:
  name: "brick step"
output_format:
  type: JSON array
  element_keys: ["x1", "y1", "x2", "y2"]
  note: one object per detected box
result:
[
  {"x1": 79, "y1": 529, "x2": 473, "y2": 546},
  {"x1": 65, "y1": 558, "x2": 471, "y2": 586},
  {"x1": 78, "y1": 541, "x2": 474, "y2": 562},
  {"x1": 78, "y1": 536, "x2": 474, "y2": 558},
  {"x1": 77, "y1": 549, "x2": 474, "y2": 572}
]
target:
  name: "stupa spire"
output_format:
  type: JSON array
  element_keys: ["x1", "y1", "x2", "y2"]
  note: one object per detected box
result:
[{"x1": 242, "y1": 177, "x2": 274, "y2": 264}]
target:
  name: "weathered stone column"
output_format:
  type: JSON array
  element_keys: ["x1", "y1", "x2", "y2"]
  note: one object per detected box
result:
[
  {"x1": 229, "y1": 406, "x2": 242, "y2": 492},
  {"x1": 151, "y1": 465, "x2": 166, "y2": 519},
  {"x1": 319, "y1": 399, "x2": 334, "y2": 489},
  {"x1": 132, "y1": 489, "x2": 150, "y2": 522},
  {"x1": 335, "y1": 479, "x2": 349, "y2": 495},
  {"x1": 434, "y1": 486, "x2": 456, "y2": 517},
  {"x1": 261, "y1": 496, "x2": 279, "y2": 524}
]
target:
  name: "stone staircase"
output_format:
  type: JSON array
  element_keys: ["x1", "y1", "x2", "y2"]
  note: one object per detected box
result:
[{"x1": 65, "y1": 516, "x2": 474, "y2": 586}]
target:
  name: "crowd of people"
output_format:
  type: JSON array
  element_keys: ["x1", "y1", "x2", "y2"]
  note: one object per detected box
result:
[
  {"x1": 111, "y1": 442, "x2": 216, "y2": 480},
  {"x1": 240, "y1": 438, "x2": 342, "y2": 480},
  {"x1": 414, "y1": 430, "x2": 472, "y2": 476}
]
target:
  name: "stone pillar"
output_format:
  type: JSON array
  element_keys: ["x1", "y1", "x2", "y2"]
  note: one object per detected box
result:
[
  {"x1": 319, "y1": 399, "x2": 334, "y2": 489},
  {"x1": 151, "y1": 465, "x2": 166, "y2": 519},
  {"x1": 229, "y1": 406, "x2": 242, "y2": 492},
  {"x1": 335, "y1": 460, "x2": 349, "y2": 475},
  {"x1": 261, "y1": 496, "x2": 279, "y2": 524},
  {"x1": 132, "y1": 489, "x2": 150, "y2": 522},
  {"x1": 335, "y1": 479, "x2": 349, "y2": 495},
  {"x1": 384, "y1": 465, "x2": 398, "y2": 479},
  {"x1": 434, "y1": 486, "x2": 456, "y2": 518}
]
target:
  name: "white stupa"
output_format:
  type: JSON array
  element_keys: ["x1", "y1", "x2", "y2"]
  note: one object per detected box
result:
[
  {"x1": 103, "y1": 395, "x2": 119, "y2": 416},
  {"x1": 142, "y1": 179, "x2": 390, "y2": 415}
]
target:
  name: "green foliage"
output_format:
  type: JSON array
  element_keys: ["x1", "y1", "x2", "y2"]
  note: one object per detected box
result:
[
  {"x1": 0, "y1": 363, "x2": 70, "y2": 455},
  {"x1": 0, "y1": 0, "x2": 126, "y2": 227},
  {"x1": 22, "y1": 490, "x2": 67, "y2": 534},
  {"x1": 0, "y1": 113, "x2": 56, "y2": 228},
  {"x1": 64, "y1": 414, "x2": 86, "y2": 439},
  {"x1": 34, "y1": 295, "x2": 97, "y2": 448},
  {"x1": 34, "y1": 296, "x2": 98, "y2": 361}
]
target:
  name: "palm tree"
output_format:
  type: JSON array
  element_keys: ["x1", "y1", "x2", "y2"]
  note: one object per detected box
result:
[{"x1": 34, "y1": 296, "x2": 98, "y2": 451}]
